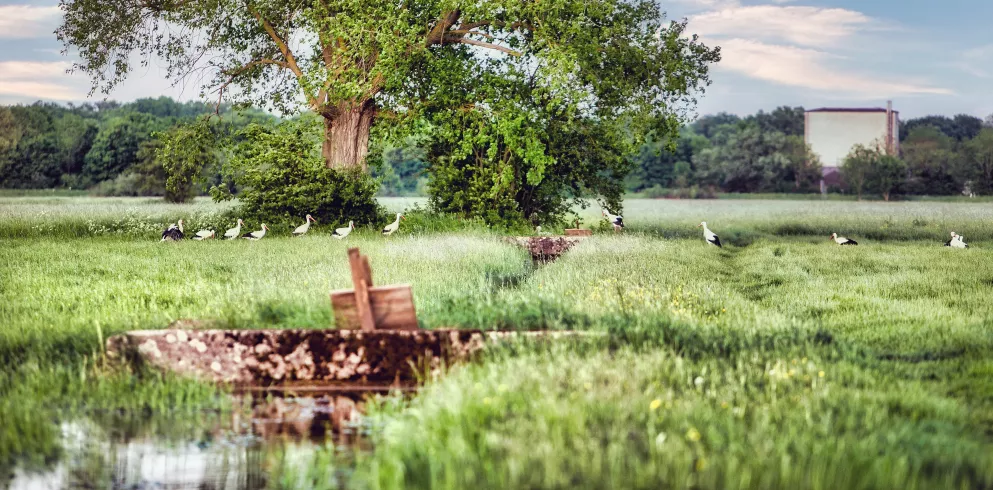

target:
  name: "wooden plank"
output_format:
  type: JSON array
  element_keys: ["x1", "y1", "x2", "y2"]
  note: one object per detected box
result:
[
  {"x1": 564, "y1": 228, "x2": 592, "y2": 236},
  {"x1": 361, "y1": 255, "x2": 373, "y2": 287},
  {"x1": 347, "y1": 248, "x2": 376, "y2": 331},
  {"x1": 331, "y1": 285, "x2": 419, "y2": 330}
]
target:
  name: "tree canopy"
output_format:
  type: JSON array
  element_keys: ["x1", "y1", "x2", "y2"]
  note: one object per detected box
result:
[{"x1": 59, "y1": 0, "x2": 719, "y2": 173}]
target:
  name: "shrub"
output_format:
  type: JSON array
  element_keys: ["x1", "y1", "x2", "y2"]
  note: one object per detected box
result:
[
  {"x1": 89, "y1": 172, "x2": 151, "y2": 197},
  {"x1": 156, "y1": 119, "x2": 218, "y2": 203},
  {"x1": 213, "y1": 117, "x2": 384, "y2": 227}
]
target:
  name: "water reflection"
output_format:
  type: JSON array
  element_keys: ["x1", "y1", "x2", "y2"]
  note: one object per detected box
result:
[{"x1": 7, "y1": 394, "x2": 376, "y2": 490}]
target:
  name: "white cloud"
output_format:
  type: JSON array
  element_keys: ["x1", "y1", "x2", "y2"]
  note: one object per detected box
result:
[
  {"x1": 0, "y1": 61, "x2": 82, "y2": 100},
  {"x1": 955, "y1": 44, "x2": 993, "y2": 78},
  {"x1": 715, "y1": 39, "x2": 952, "y2": 97},
  {"x1": 964, "y1": 44, "x2": 993, "y2": 59},
  {"x1": 0, "y1": 5, "x2": 62, "y2": 39},
  {"x1": 690, "y1": 5, "x2": 872, "y2": 48}
]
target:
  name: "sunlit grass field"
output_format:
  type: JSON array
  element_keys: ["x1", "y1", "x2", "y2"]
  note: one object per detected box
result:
[{"x1": 2, "y1": 196, "x2": 993, "y2": 488}]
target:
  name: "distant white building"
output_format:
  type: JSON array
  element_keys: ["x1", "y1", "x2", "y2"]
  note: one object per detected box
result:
[{"x1": 805, "y1": 101, "x2": 899, "y2": 192}]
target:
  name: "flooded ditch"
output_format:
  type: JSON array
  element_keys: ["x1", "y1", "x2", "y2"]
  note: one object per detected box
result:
[{"x1": 6, "y1": 391, "x2": 388, "y2": 490}]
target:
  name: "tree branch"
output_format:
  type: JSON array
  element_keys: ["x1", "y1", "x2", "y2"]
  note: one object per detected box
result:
[
  {"x1": 449, "y1": 37, "x2": 522, "y2": 56},
  {"x1": 213, "y1": 58, "x2": 289, "y2": 114},
  {"x1": 425, "y1": 9, "x2": 461, "y2": 46},
  {"x1": 248, "y1": 6, "x2": 318, "y2": 108}
]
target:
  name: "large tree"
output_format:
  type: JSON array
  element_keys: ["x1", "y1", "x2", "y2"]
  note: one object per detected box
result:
[
  {"x1": 693, "y1": 123, "x2": 820, "y2": 193},
  {"x1": 966, "y1": 128, "x2": 993, "y2": 194},
  {"x1": 901, "y1": 126, "x2": 961, "y2": 195},
  {"x1": 58, "y1": 0, "x2": 717, "y2": 172},
  {"x1": 840, "y1": 142, "x2": 881, "y2": 200}
]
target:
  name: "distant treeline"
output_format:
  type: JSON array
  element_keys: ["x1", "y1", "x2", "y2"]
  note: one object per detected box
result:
[
  {"x1": 628, "y1": 108, "x2": 993, "y2": 198},
  {"x1": 2, "y1": 98, "x2": 991, "y2": 199},
  {"x1": 0, "y1": 97, "x2": 274, "y2": 194}
]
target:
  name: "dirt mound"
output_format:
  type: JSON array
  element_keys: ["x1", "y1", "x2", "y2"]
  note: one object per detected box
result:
[{"x1": 505, "y1": 236, "x2": 583, "y2": 262}]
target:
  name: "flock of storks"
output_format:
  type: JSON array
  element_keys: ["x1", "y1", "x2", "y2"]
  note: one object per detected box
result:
[
  {"x1": 160, "y1": 208, "x2": 970, "y2": 249},
  {"x1": 601, "y1": 209, "x2": 970, "y2": 249},
  {"x1": 160, "y1": 213, "x2": 404, "y2": 242}
]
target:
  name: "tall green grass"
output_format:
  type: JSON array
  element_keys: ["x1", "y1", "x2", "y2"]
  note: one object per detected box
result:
[{"x1": 2, "y1": 196, "x2": 992, "y2": 488}]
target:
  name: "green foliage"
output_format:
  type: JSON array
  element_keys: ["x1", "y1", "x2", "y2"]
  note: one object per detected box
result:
[
  {"x1": 0, "y1": 107, "x2": 19, "y2": 153},
  {"x1": 370, "y1": 141, "x2": 427, "y2": 196},
  {"x1": 965, "y1": 128, "x2": 993, "y2": 194},
  {"x1": 868, "y1": 155, "x2": 908, "y2": 201},
  {"x1": 0, "y1": 103, "x2": 96, "y2": 189},
  {"x1": 0, "y1": 98, "x2": 267, "y2": 191},
  {"x1": 82, "y1": 112, "x2": 167, "y2": 186},
  {"x1": 900, "y1": 114, "x2": 983, "y2": 142},
  {"x1": 154, "y1": 119, "x2": 218, "y2": 203},
  {"x1": 59, "y1": 0, "x2": 720, "y2": 174},
  {"x1": 748, "y1": 105, "x2": 805, "y2": 136},
  {"x1": 841, "y1": 143, "x2": 881, "y2": 200},
  {"x1": 694, "y1": 123, "x2": 821, "y2": 193},
  {"x1": 216, "y1": 118, "x2": 383, "y2": 226},
  {"x1": 414, "y1": 4, "x2": 719, "y2": 226}
]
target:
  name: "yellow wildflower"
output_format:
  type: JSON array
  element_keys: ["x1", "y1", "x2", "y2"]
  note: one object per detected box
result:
[
  {"x1": 818, "y1": 371, "x2": 825, "y2": 378},
  {"x1": 686, "y1": 428, "x2": 701, "y2": 441},
  {"x1": 650, "y1": 399, "x2": 662, "y2": 411}
]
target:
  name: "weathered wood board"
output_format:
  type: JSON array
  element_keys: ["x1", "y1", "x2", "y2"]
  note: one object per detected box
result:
[{"x1": 330, "y1": 285, "x2": 419, "y2": 330}]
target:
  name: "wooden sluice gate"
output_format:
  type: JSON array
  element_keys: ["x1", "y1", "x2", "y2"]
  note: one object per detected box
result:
[{"x1": 106, "y1": 247, "x2": 595, "y2": 399}]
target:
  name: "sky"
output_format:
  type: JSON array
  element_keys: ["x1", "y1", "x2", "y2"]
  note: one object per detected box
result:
[{"x1": 0, "y1": 0, "x2": 990, "y2": 120}]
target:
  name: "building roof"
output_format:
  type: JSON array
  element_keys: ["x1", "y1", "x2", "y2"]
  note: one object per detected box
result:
[{"x1": 806, "y1": 107, "x2": 899, "y2": 114}]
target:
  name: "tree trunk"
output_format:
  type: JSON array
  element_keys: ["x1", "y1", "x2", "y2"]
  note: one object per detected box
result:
[
  {"x1": 322, "y1": 100, "x2": 375, "y2": 171},
  {"x1": 883, "y1": 190, "x2": 890, "y2": 201}
]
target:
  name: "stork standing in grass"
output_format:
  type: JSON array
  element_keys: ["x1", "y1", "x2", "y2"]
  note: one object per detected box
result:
[
  {"x1": 293, "y1": 215, "x2": 316, "y2": 237},
  {"x1": 945, "y1": 231, "x2": 968, "y2": 248},
  {"x1": 333, "y1": 221, "x2": 354, "y2": 240},
  {"x1": 242, "y1": 224, "x2": 269, "y2": 240},
  {"x1": 602, "y1": 209, "x2": 624, "y2": 232},
  {"x1": 193, "y1": 229, "x2": 215, "y2": 240},
  {"x1": 698, "y1": 221, "x2": 722, "y2": 248},
  {"x1": 830, "y1": 233, "x2": 858, "y2": 245},
  {"x1": 382, "y1": 213, "x2": 404, "y2": 236},
  {"x1": 160, "y1": 219, "x2": 184, "y2": 241},
  {"x1": 223, "y1": 219, "x2": 244, "y2": 240}
]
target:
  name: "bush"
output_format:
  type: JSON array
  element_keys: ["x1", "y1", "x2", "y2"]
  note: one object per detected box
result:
[
  {"x1": 156, "y1": 119, "x2": 218, "y2": 203},
  {"x1": 89, "y1": 172, "x2": 153, "y2": 197},
  {"x1": 213, "y1": 118, "x2": 384, "y2": 227}
]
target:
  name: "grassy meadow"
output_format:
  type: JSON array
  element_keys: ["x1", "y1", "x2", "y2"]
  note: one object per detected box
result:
[{"x1": 1, "y1": 195, "x2": 993, "y2": 489}]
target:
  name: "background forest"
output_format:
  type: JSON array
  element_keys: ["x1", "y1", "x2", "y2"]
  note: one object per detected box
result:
[{"x1": 2, "y1": 98, "x2": 992, "y2": 200}]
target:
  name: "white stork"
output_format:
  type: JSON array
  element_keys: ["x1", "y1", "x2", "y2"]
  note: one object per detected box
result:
[
  {"x1": 193, "y1": 229, "x2": 215, "y2": 240},
  {"x1": 945, "y1": 232, "x2": 968, "y2": 249},
  {"x1": 293, "y1": 215, "x2": 316, "y2": 237},
  {"x1": 830, "y1": 233, "x2": 858, "y2": 246},
  {"x1": 698, "y1": 221, "x2": 722, "y2": 248},
  {"x1": 382, "y1": 213, "x2": 404, "y2": 236},
  {"x1": 223, "y1": 219, "x2": 244, "y2": 240},
  {"x1": 161, "y1": 219, "x2": 184, "y2": 241},
  {"x1": 332, "y1": 221, "x2": 354, "y2": 240},
  {"x1": 602, "y1": 209, "x2": 624, "y2": 232},
  {"x1": 242, "y1": 224, "x2": 269, "y2": 240}
]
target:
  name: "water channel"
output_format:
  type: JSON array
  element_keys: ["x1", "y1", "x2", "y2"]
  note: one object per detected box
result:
[{"x1": 6, "y1": 393, "x2": 377, "y2": 490}]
